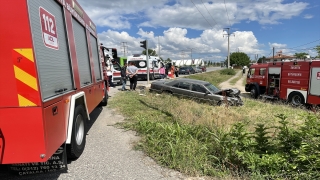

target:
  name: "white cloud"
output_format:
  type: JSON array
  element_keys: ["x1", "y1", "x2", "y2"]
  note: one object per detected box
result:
[
  {"x1": 304, "y1": 14, "x2": 313, "y2": 19},
  {"x1": 97, "y1": 28, "x2": 263, "y2": 60},
  {"x1": 78, "y1": 0, "x2": 309, "y2": 30},
  {"x1": 75, "y1": 0, "x2": 312, "y2": 61}
]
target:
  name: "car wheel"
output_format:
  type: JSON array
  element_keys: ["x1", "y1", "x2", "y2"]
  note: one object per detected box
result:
[
  {"x1": 289, "y1": 92, "x2": 305, "y2": 106},
  {"x1": 250, "y1": 86, "x2": 259, "y2": 99},
  {"x1": 218, "y1": 100, "x2": 232, "y2": 107},
  {"x1": 67, "y1": 105, "x2": 86, "y2": 160}
]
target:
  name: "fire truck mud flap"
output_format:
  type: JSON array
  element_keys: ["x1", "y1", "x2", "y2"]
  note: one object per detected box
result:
[
  {"x1": 67, "y1": 105, "x2": 86, "y2": 160},
  {"x1": 0, "y1": 129, "x2": 4, "y2": 164}
]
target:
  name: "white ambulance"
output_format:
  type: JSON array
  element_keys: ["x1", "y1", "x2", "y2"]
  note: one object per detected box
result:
[
  {"x1": 127, "y1": 54, "x2": 163, "y2": 80},
  {"x1": 104, "y1": 49, "x2": 122, "y2": 84}
]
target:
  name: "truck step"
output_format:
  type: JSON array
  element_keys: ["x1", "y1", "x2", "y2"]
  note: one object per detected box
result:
[{"x1": 261, "y1": 95, "x2": 278, "y2": 100}]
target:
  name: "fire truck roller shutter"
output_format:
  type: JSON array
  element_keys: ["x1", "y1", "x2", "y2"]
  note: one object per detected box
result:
[
  {"x1": 28, "y1": 0, "x2": 74, "y2": 100},
  {"x1": 72, "y1": 18, "x2": 92, "y2": 87},
  {"x1": 90, "y1": 35, "x2": 102, "y2": 82},
  {"x1": 310, "y1": 67, "x2": 320, "y2": 96}
]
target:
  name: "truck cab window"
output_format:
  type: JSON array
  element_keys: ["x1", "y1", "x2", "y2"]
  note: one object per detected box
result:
[
  {"x1": 259, "y1": 68, "x2": 266, "y2": 75},
  {"x1": 248, "y1": 68, "x2": 255, "y2": 75}
]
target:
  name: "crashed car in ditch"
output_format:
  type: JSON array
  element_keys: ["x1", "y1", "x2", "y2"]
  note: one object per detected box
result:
[{"x1": 149, "y1": 78, "x2": 243, "y2": 106}]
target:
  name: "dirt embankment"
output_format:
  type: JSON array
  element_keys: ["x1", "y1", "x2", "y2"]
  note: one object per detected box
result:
[{"x1": 219, "y1": 70, "x2": 246, "y2": 93}]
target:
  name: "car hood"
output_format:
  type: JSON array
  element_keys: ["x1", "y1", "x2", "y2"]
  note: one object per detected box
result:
[{"x1": 214, "y1": 88, "x2": 241, "y2": 97}]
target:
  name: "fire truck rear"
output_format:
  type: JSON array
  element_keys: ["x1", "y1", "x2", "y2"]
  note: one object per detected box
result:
[
  {"x1": 0, "y1": 0, "x2": 110, "y2": 165},
  {"x1": 245, "y1": 60, "x2": 320, "y2": 107}
]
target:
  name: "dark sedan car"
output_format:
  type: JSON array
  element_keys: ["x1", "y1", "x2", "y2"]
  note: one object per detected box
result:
[
  {"x1": 199, "y1": 66, "x2": 206, "y2": 72},
  {"x1": 149, "y1": 78, "x2": 243, "y2": 106},
  {"x1": 178, "y1": 66, "x2": 195, "y2": 74}
]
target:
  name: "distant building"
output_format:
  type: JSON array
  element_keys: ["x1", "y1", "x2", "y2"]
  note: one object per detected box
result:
[
  {"x1": 265, "y1": 51, "x2": 295, "y2": 62},
  {"x1": 172, "y1": 59, "x2": 204, "y2": 67}
]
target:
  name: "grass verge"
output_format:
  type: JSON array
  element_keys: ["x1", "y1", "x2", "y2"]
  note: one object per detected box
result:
[{"x1": 109, "y1": 70, "x2": 320, "y2": 179}]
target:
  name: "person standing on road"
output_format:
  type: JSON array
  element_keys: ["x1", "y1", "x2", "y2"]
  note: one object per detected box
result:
[
  {"x1": 175, "y1": 66, "x2": 179, "y2": 77},
  {"x1": 120, "y1": 63, "x2": 128, "y2": 91},
  {"x1": 106, "y1": 63, "x2": 115, "y2": 88},
  {"x1": 159, "y1": 65, "x2": 165, "y2": 79},
  {"x1": 170, "y1": 65, "x2": 175, "y2": 78},
  {"x1": 242, "y1": 67, "x2": 246, "y2": 76},
  {"x1": 126, "y1": 62, "x2": 139, "y2": 91}
]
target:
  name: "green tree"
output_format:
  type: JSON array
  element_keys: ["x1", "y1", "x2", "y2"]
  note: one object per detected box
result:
[
  {"x1": 294, "y1": 52, "x2": 309, "y2": 59},
  {"x1": 229, "y1": 52, "x2": 251, "y2": 67},
  {"x1": 257, "y1": 56, "x2": 266, "y2": 63},
  {"x1": 314, "y1": 45, "x2": 320, "y2": 58},
  {"x1": 163, "y1": 58, "x2": 172, "y2": 64},
  {"x1": 142, "y1": 49, "x2": 157, "y2": 56}
]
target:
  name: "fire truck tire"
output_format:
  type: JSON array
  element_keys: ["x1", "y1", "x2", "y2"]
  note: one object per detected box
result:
[
  {"x1": 289, "y1": 92, "x2": 305, "y2": 106},
  {"x1": 99, "y1": 89, "x2": 108, "y2": 106},
  {"x1": 250, "y1": 86, "x2": 259, "y2": 99},
  {"x1": 67, "y1": 105, "x2": 86, "y2": 160}
]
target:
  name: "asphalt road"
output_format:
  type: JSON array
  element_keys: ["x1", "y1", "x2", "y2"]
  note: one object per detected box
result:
[{"x1": 0, "y1": 67, "x2": 221, "y2": 180}]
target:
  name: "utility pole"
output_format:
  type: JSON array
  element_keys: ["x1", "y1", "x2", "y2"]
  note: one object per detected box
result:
[
  {"x1": 181, "y1": 50, "x2": 185, "y2": 66},
  {"x1": 187, "y1": 48, "x2": 196, "y2": 64},
  {"x1": 158, "y1": 36, "x2": 160, "y2": 60},
  {"x1": 121, "y1": 42, "x2": 127, "y2": 57},
  {"x1": 223, "y1": 28, "x2": 234, "y2": 68},
  {"x1": 272, "y1": 47, "x2": 275, "y2": 62}
]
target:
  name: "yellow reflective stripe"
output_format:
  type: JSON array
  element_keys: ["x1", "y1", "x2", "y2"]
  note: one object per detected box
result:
[
  {"x1": 14, "y1": 65, "x2": 38, "y2": 91},
  {"x1": 14, "y1": 49, "x2": 34, "y2": 62},
  {"x1": 18, "y1": 94, "x2": 36, "y2": 106}
]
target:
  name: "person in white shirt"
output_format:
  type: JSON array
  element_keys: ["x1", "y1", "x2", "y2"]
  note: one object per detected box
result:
[
  {"x1": 126, "y1": 62, "x2": 138, "y2": 91},
  {"x1": 106, "y1": 63, "x2": 115, "y2": 88}
]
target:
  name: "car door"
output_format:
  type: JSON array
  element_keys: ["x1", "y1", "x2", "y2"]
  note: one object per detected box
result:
[
  {"x1": 171, "y1": 82, "x2": 191, "y2": 99},
  {"x1": 191, "y1": 84, "x2": 208, "y2": 103}
]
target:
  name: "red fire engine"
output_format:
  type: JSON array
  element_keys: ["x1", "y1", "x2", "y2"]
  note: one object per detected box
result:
[
  {"x1": 0, "y1": 0, "x2": 113, "y2": 165},
  {"x1": 245, "y1": 59, "x2": 320, "y2": 107}
]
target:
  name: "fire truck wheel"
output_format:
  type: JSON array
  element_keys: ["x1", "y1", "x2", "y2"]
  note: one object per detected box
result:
[
  {"x1": 289, "y1": 92, "x2": 305, "y2": 106},
  {"x1": 99, "y1": 89, "x2": 108, "y2": 106},
  {"x1": 250, "y1": 86, "x2": 259, "y2": 99},
  {"x1": 67, "y1": 105, "x2": 86, "y2": 160}
]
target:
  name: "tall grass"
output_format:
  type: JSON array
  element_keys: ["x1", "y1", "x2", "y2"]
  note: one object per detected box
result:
[{"x1": 109, "y1": 70, "x2": 320, "y2": 179}]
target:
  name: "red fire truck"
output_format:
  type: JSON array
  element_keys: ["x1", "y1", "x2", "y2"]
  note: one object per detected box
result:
[
  {"x1": 0, "y1": 0, "x2": 112, "y2": 165},
  {"x1": 245, "y1": 60, "x2": 320, "y2": 107}
]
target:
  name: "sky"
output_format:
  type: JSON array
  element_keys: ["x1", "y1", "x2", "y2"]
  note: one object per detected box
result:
[{"x1": 77, "y1": 0, "x2": 320, "y2": 62}]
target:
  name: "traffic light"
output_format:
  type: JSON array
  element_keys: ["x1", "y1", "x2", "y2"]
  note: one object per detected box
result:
[{"x1": 140, "y1": 40, "x2": 147, "y2": 49}]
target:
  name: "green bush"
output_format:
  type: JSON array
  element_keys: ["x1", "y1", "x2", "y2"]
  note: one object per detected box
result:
[
  {"x1": 215, "y1": 113, "x2": 320, "y2": 179},
  {"x1": 126, "y1": 112, "x2": 320, "y2": 179},
  {"x1": 220, "y1": 69, "x2": 236, "y2": 75}
]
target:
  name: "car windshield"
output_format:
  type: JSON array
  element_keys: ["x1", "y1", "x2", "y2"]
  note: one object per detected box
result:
[{"x1": 204, "y1": 83, "x2": 220, "y2": 93}]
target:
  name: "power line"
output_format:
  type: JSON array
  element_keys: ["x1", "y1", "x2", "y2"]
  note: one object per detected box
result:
[
  {"x1": 200, "y1": 0, "x2": 217, "y2": 26},
  {"x1": 224, "y1": 0, "x2": 231, "y2": 27},
  {"x1": 190, "y1": 0, "x2": 214, "y2": 29},
  {"x1": 280, "y1": 39, "x2": 320, "y2": 50}
]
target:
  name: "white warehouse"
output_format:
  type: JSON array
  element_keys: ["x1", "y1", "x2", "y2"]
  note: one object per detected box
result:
[{"x1": 172, "y1": 59, "x2": 205, "y2": 67}]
